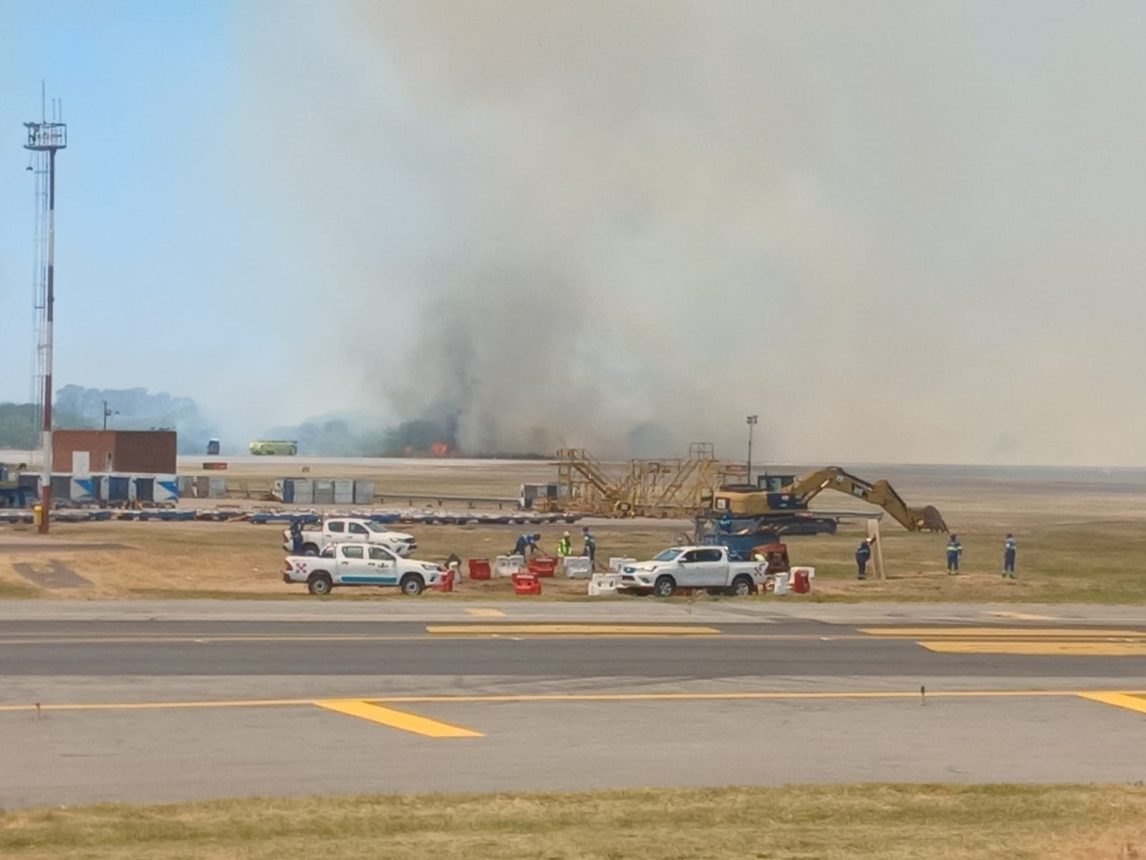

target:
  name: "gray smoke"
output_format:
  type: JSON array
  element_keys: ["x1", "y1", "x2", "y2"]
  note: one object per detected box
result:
[{"x1": 235, "y1": 0, "x2": 1146, "y2": 465}]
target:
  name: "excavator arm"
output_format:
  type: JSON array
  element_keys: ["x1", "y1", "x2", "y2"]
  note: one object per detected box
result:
[{"x1": 784, "y1": 467, "x2": 948, "y2": 533}]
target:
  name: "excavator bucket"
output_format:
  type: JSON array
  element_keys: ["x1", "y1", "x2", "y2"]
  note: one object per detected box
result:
[{"x1": 908, "y1": 505, "x2": 948, "y2": 533}]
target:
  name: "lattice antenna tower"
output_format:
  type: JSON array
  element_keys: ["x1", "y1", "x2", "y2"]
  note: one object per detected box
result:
[{"x1": 24, "y1": 84, "x2": 67, "y2": 533}]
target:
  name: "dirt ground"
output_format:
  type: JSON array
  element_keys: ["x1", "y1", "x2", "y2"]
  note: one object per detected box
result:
[{"x1": 2, "y1": 460, "x2": 1145, "y2": 601}]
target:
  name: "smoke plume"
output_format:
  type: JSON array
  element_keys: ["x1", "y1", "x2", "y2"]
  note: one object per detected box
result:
[{"x1": 236, "y1": 0, "x2": 1146, "y2": 465}]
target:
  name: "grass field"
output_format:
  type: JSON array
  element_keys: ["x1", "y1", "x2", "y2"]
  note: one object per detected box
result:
[
  {"x1": 1, "y1": 460, "x2": 1145, "y2": 601},
  {"x1": 2, "y1": 784, "x2": 1144, "y2": 859}
]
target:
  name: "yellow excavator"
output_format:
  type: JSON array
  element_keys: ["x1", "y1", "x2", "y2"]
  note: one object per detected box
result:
[{"x1": 711, "y1": 467, "x2": 948, "y2": 533}]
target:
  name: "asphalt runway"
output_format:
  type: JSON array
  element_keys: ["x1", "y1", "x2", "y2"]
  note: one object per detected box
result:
[
  {"x1": 2, "y1": 604, "x2": 1146, "y2": 808},
  {"x1": 4, "y1": 619, "x2": 1146, "y2": 679}
]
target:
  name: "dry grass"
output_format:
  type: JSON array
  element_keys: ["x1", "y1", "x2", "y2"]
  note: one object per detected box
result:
[
  {"x1": 0, "y1": 520, "x2": 682, "y2": 599},
  {"x1": 2, "y1": 461, "x2": 1146, "y2": 602},
  {"x1": 2, "y1": 784, "x2": 1145, "y2": 859},
  {"x1": 187, "y1": 458, "x2": 555, "y2": 500}
]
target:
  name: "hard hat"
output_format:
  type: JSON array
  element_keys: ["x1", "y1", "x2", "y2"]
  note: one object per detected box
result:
[{"x1": 563, "y1": 530, "x2": 571, "y2": 537}]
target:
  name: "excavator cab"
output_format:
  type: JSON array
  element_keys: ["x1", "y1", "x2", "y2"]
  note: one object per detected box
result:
[{"x1": 756, "y1": 474, "x2": 794, "y2": 493}]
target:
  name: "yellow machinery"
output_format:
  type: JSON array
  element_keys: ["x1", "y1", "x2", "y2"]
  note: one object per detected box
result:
[
  {"x1": 712, "y1": 466, "x2": 947, "y2": 532},
  {"x1": 553, "y1": 450, "x2": 947, "y2": 533}
]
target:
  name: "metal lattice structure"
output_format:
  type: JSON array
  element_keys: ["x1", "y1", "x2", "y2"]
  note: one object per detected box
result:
[
  {"x1": 26, "y1": 131, "x2": 54, "y2": 436},
  {"x1": 555, "y1": 443, "x2": 723, "y2": 517},
  {"x1": 24, "y1": 89, "x2": 67, "y2": 532}
]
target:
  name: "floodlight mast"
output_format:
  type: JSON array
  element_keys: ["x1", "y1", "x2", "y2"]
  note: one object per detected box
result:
[{"x1": 24, "y1": 106, "x2": 67, "y2": 534}]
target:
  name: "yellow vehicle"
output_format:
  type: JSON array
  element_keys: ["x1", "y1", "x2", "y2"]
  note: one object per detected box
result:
[
  {"x1": 712, "y1": 467, "x2": 947, "y2": 533},
  {"x1": 249, "y1": 440, "x2": 298, "y2": 456}
]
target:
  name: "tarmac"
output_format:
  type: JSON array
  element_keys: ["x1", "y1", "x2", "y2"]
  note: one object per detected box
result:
[{"x1": 2, "y1": 599, "x2": 1146, "y2": 808}]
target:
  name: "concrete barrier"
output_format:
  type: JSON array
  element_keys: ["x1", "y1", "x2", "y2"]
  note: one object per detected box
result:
[
  {"x1": 563, "y1": 556, "x2": 592, "y2": 578},
  {"x1": 588, "y1": 573, "x2": 621, "y2": 596},
  {"x1": 495, "y1": 554, "x2": 525, "y2": 577}
]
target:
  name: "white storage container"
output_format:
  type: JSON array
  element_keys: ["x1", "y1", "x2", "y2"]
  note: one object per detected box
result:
[
  {"x1": 353, "y1": 480, "x2": 375, "y2": 505},
  {"x1": 333, "y1": 479, "x2": 354, "y2": 505},
  {"x1": 312, "y1": 480, "x2": 335, "y2": 504}
]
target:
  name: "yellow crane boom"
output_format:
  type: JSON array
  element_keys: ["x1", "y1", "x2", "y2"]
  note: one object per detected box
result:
[{"x1": 783, "y1": 467, "x2": 947, "y2": 532}]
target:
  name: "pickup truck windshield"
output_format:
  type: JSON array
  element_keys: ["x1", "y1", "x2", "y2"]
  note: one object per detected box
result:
[
  {"x1": 653, "y1": 549, "x2": 682, "y2": 562},
  {"x1": 364, "y1": 522, "x2": 390, "y2": 533}
]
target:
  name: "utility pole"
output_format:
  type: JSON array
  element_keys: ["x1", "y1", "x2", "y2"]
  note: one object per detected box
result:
[
  {"x1": 746, "y1": 414, "x2": 758, "y2": 485},
  {"x1": 102, "y1": 400, "x2": 117, "y2": 431},
  {"x1": 25, "y1": 95, "x2": 67, "y2": 534}
]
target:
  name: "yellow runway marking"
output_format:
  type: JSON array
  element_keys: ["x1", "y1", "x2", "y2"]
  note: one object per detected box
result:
[
  {"x1": 313, "y1": 699, "x2": 482, "y2": 738},
  {"x1": 5, "y1": 688, "x2": 1146, "y2": 713},
  {"x1": 862, "y1": 627, "x2": 1146, "y2": 638},
  {"x1": 1078, "y1": 692, "x2": 1146, "y2": 716},
  {"x1": 919, "y1": 641, "x2": 1146, "y2": 656},
  {"x1": 464, "y1": 608, "x2": 507, "y2": 618},
  {"x1": 987, "y1": 611, "x2": 1056, "y2": 621},
  {"x1": 368, "y1": 690, "x2": 1096, "y2": 703},
  {"x1": 426, "y1": 624, "x2": 721, "y2": 636}
]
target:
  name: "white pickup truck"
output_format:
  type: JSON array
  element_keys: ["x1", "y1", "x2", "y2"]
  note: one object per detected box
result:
[
  {"x1": 282, "y1": 518, "x2": 417, "y2": 557},
  {"x1": 619, "y1": 546, "x2": 768, "y2": 597},
  {"x1": 282, "y1": 542, "x2": 445, "y2": 596}
]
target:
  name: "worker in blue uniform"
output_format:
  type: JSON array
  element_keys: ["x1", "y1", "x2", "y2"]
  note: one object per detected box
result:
[
  {"x1": 1003, "y1": 534, "x2": 1017, "y2": 578},
  {"x1": 512, "y1": 532, "x2": 542, "y2": 559},
  {"x1": 855, "y1": 539, "x2": 872, "y2": 580},
  {"x1": 946, "y1": 534, "x2": 963, "y2": 574},
  {"x1": 582, "y1": 526, "x2": 598, "y2": 571}
]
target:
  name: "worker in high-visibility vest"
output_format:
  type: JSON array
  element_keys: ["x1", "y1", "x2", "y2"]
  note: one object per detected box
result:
[
  {"x1": 556, "y1": 531, "x2": 572, "y2": 558},
  {"x1": 946, "y1": 535, "x2": 963, "y2": 574}
]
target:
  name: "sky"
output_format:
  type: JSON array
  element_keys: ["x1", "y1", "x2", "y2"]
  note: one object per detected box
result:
[{"x1": 1, "y1": 1, "x2": 1145, "y2": 466}]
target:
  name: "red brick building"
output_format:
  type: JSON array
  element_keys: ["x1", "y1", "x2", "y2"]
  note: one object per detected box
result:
[{"x1": 53, "y1": 430, "x2": 177, "y2": 474}]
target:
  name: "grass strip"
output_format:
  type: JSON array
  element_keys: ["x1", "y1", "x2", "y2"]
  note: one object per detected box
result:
[{"x1": 2, "y1": 784, "x2": 1146, "y2": 859}]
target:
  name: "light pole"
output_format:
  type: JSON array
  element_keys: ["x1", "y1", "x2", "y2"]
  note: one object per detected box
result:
[
  {"x1": 102, "y1": 400, "x2": 118, "y2": 431},
  {"x1": 746, "y1": 415, "x2": 758, "y2": 485},
  {"x1": 24, "y1": 108, "x2": 66, "y2": 534}
]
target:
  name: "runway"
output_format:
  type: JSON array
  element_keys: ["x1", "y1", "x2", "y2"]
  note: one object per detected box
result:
[{"x1": 2, "y1": 602, "x2": 1146, "y2": 808}]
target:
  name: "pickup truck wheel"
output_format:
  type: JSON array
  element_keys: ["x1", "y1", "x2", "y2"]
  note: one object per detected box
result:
[
  {"x1": 729, "y1": 575, "x2": 756, "y2": 597},
  {"x1": 307, "y1": 572, "x2": 333, "y2": 596},
  {"x1": 653, "y1": 575, "x2": 676, "y2": 598},
  {"x1": 400, "y1": 574, "x2": 425, "y2": 596},
  {"x1": 302, "y1": 543, "x2": 319, "y2": 557}
]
